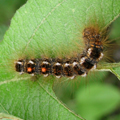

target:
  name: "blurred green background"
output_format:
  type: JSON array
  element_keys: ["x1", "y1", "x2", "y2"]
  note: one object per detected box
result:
[
  {"x1": 0, "y1": 0, "x2": 120, "y2": 120},
  {"x1": 0, "y1": 0, "x2": 27, "y2": 41}
]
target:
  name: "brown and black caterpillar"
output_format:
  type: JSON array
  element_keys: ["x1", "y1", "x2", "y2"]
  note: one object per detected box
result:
[{"x1": 15, "y1": 26, "x2": 104, "y2": 79}]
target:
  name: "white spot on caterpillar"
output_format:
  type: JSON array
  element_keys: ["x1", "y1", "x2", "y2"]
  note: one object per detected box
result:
[
  {"x1": 70, "y1": 76, "x2": 75, "y2": 79},
  {"x1": 31, "y1": 74, "x2": 34, "y2": 76},
  {"x1": 81, "y1": 72, "x2": 87, "y2": 77},
  {"x1": 55, "y1": 62, "x2": 61, "y2": 66},
  {"x1": 87, "y1": 48, "x2": 92, "y2": 55},
  {"x1": 80, "y1": 57, "x2": 86, "y2": 64},
  {"x1": 72, "y1": 62, "x2": 78, "y2": 66},
  {"x1": 44, "y1": 74, "x2": 48, "y2": 77},
  {"x1": 28, "y1": 60, "x2": 34, "y2": 64},
  {"x1": 43, "y1": 61, "x2": 49, "y2": 64},
  {"x1": 17, "y1": 62, "x2": 22, "y2": 64},
  {"x1": 56, "y1": 76, "x2": 61, "y2": 78},
  {"x1": 98, "y1": 53, "x2": 104, "y2": 60},
  {"x1": 64, "y1": 63, "x2": 70, "y2": 67},
  {"x1": 90, "y1": 64, "x2": 96, "y2": 70}
]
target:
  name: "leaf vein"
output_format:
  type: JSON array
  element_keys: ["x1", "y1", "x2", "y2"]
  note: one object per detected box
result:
[{"x1": 23, "y1": 0, "x2": 67, "y2": 53}]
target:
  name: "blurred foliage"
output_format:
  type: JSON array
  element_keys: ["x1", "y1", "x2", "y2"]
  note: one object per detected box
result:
[
  {"x1": 0, "y1": 25, "x2": 8, "y2": 41},
  {"x1": 0, "y1": 0, "x2": 27, "y2": 25},
  {"x1": 0, "y1": 0, "x2": 27, "y2": 41}
]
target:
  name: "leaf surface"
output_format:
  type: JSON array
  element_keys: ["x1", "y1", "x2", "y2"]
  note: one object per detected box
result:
[{"x1": 0, "y1": 0, "x2": 120, "y2": 119}]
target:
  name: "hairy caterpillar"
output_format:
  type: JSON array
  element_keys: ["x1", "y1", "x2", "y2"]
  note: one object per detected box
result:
[{"x1": 15, "y1": 27, "x2": 104, "y2": 79}]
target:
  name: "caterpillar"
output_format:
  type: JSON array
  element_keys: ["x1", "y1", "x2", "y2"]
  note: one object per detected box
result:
[{"x1": 15, "y1": 27, "x2": 104, "y2": 79}]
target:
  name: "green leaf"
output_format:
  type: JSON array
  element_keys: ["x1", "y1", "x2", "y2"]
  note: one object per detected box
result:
[
  {"x1": 106, "y1": 114, "x2": 120, "y2": 120},
  {"x1": 97, "y1": 63, "x2": 120, "y2": 80},
  {"x1": 54, "y1": 71, "x2": 108, "y2": 112},
  {"x1": 0, "y1": 0, "x2": 120, "y2": 120},
  {"x1": 0, "y1": 78, "x2": 83, "y2": 120},
  {"x1": 0, "y1": 113, "x2": 23, "y2": 120},
  {"x1": 75, "y1": 83, "x2": 120, "y2": 120},
  {"x1": 110, "y1": 67, "x2": 120, "y2": 80}
]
